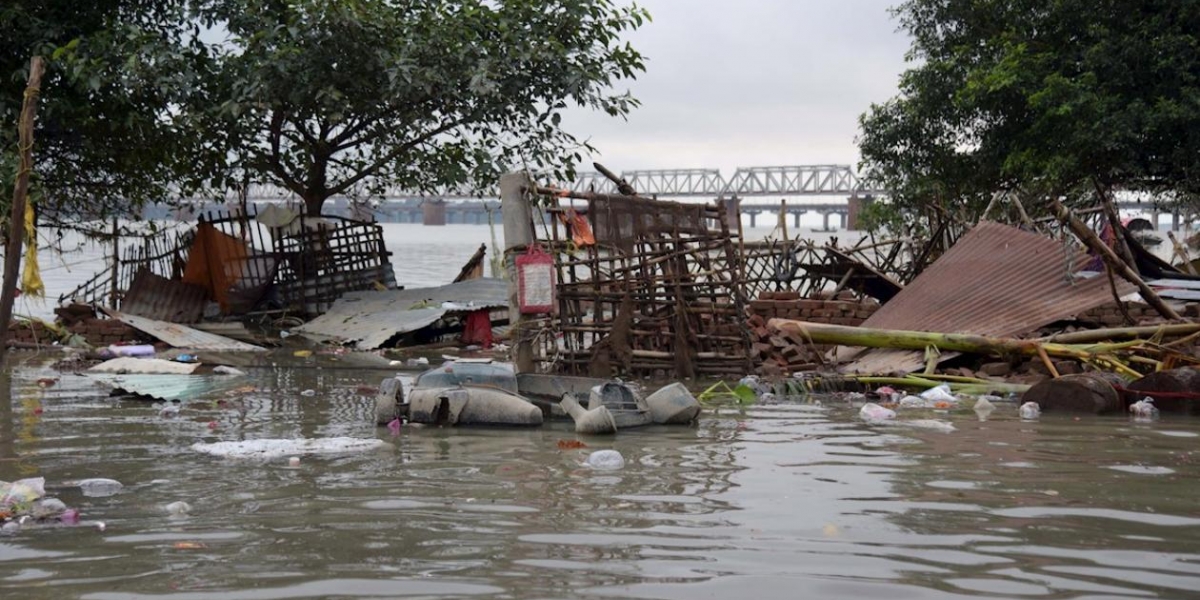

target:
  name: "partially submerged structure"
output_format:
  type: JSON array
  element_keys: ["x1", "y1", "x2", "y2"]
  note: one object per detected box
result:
[{"x1": 64, "y1": 206, "x2": 397, "y2": 324}]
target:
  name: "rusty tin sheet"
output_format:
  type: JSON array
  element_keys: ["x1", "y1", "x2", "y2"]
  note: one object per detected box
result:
[
  {"x1": 293, "y1": 278, "x2": 510, "y2": 349},
  {"x1": 840, "y1": 221, "x2": 1134, "y2": 374},
  {"x1": 120, "y1": 268, "x2": 208, "y2": 324},
  {"x1": 103, "y1": 308, "x2": 267, "y2": 352}
]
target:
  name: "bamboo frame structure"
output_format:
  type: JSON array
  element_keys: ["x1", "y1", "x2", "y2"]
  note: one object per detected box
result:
[{"x1": 535, "y1": 191, "x2": 753, "y2": 378}]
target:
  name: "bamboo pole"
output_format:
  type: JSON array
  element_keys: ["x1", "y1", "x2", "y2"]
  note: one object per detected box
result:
[
  {"x1": 1167, "y1": 231, "x2": 1198, "y2": 275},
  {"x1": 1038, "y1": 322, "x2": 1200, "y2": 344},
  {"x1": 0, "y1": 57, "x2": 45, "y2": 361},
  {"x1": 1051, "y1": 198, "x2": 1182, "y2": 321},
  {"x1": 768, "y1": 318, "x2": 1142, "y2": 377},
  {"x1": 1095, "y1": 181, "x2": 1138, "y2": 271}
]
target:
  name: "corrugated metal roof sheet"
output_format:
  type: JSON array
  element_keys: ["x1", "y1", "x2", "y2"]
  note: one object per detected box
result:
[
  {"x1": 840, "y1": 221, "x2": 1135, "y2": 374},
  {"x1": 102, "y1": 308, "x2": 267, "y2": 352},
  {"x1": 120, "y1": 269, "x2": 208, "y2": 323},
  {"x1": 91, "y1": 374, "x2": 234, "y2": 402},
  {"x1": 90, "y1": 357, "x2": 200, "y2": 375},
  {"x1": 294, "y1": 278, "x2": 509, "y2": 349}
]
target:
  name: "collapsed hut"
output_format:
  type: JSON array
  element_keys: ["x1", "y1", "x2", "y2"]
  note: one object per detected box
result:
[
  {"x1": 528, "y1": 189, "x2": 753, "y2": 379},
  {"x1": 62, "y1": 206, "x2": 397, "y2": 327}
]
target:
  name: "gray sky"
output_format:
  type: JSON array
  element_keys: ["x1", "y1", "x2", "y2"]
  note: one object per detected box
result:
[{"x1": 562, "y1": 0, "x2": 911, "y2": 175}]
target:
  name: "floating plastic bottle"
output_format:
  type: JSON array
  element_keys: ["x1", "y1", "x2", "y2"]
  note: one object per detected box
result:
[
  {"x1": 859, "y1": 402, "x2": 897, "y2": 422},
  {"x1": 584, "y1": 450, "x2": 625, "y2": 470},
  {"x1": 76, "y1": 478, "x2": 123, "y2": 498},
  {"x1": 1019, "y1": 401, "x2": 1041, "y2": 420}
]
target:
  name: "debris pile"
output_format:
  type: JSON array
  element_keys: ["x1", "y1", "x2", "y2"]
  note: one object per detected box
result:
[
  {"x1": 1, "y1": 477, "x2": 85, "y2": 535},
  {"x1": 747, "y1": 291, "x2": 878, "y2": 376}
]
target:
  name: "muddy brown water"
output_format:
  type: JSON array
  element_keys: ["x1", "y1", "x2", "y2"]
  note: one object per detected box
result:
[{"x1": 2, "y1": 356, "x2": 1199, "y2": 599}]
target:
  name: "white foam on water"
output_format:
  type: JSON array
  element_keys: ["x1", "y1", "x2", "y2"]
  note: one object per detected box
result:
[
  {"x1": 1105, "y1": 465, "x2": 1175, "y2": 475},
  {"x1": 192, "y1": 438, "x2": 391, "y2": 459}
]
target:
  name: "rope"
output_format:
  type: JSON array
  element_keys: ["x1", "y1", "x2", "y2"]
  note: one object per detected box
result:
[{"x1": 1112, "y1": 384, "x2": 1200, "y2": 400}]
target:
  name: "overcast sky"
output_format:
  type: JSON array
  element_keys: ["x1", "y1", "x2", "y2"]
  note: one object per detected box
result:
[{"x1": 562, "y1": 0, "x2": 912, "y2": 175}]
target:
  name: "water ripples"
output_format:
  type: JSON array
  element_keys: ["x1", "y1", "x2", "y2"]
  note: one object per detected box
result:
[{"x1": 2, "y1": 364, "x2": 1199, "y2": 599}]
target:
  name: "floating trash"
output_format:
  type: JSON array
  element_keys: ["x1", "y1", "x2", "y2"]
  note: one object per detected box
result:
[
  {"x1": 1129, "y1": 397, "x2": 1159, "y2": 419},
  {"x1": 584, "y1": 450, "x2": 625, "y2": 470},
  {"x1": 76, "y1": 478, "x2": 124, "y2": 497},
  {"x1": 165, "y1": 501, "x2": 192, "y2": 516},
  {"x1": 859, "y1": 402, "x2": 896, "y2": 422},
  {"x1": 1019, "y1": 402, "x2": 1041, "y2": 420},
  {"x1": 191, "y1": 437, "x2": 390, "y2": 460}
]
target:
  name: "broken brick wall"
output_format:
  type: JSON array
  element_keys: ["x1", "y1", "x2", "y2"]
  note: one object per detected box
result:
[
  {"x1": 747, "y1": 291, "x2": 880, "y2": 376},
  {"x1": 6, "y1": 318, "x2": 145, "y2": 347},
  {"x1": 67, "y1": 318, "x2": 146, "y2": 346}
]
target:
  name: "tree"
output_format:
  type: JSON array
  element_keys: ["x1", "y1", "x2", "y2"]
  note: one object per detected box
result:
[
  {"x1": 1, "y1": 1, "x2": 214, "y2": 225},
  {"x1": 198, "y1": 0, "x2": 649, "y2": 216},
  {"x1": 858, "y1": 1, "x2": 1200, "y2": 227}
]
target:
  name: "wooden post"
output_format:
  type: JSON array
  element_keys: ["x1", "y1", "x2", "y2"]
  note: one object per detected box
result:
[
  {"x1": 501, "y1": 172, "x2": 535, "y2": 373},
  {"x1": 593, "y1": 161, "x2": 636, "y2": 196},
  {"x1": 1094, "y1": 180, "x2": 1137, "y2": 271},
  {"x1": 1168, "y1": 231, "x2": 1198, "y2": 275},
  {"x1": 1052, "y1": 198, "x2": 1181, "y2": 321},
  {"x1": 108, "y1": 217, "x2": 120, "y2": 308},
  {"x1": 0, "y1": 57, "x2": 45, "y2": 361}
]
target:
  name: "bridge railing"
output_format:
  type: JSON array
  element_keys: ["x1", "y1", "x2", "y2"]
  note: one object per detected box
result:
[{"x1": 190, "y1": 165, "x2": 887, "y2": 205}]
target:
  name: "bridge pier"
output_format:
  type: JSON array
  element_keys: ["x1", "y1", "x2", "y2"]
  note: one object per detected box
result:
[
  {"x1": 423, "y1": 199, "x2": 447, "y2": 226},
  {"x1": 846, "y1": 195, "x2": 872, "y2": 231}
]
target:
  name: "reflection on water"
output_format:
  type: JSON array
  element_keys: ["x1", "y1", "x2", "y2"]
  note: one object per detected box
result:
[{"x1": 2, "y1": 362, "x2": 1198, "y2": 599}]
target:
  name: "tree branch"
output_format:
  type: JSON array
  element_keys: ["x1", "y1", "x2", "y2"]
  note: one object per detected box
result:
[
  {"x1": 325, "y1": 117, "x2": 471, "y2": 197},
  {"x1": 266, "y1": 110, "x2": 305, "y2": 196}
]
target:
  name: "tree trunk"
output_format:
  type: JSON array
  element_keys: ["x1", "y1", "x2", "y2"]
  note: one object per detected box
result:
[
  {"x1": 0, "y1": 57, "x2": 45, "y2": 362},
  {"x1": 303, "y1": 193, "x2": 325, "y2": 217}
]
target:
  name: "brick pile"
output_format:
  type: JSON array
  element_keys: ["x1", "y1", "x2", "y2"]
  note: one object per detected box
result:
[
  {"x1": 6, "y1": 317, "x2": 143, "y2": 347},
  {"x1": 6, "y1": 320, "x2": 61, "y2": 345},
  {"x1": 746, "y1": 291, "x2": 880, "y2": 376},
  {"x1": 65, "y1": 318, "x2": 144, "y2": 346},
  {"x1": 1078, "y1": 301, "x2": 1167, "y2": 326}
]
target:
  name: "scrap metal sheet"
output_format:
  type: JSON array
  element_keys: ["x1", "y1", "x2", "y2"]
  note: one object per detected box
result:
[
  {"x1": 840, "y1": 221, "x2": 1135, "y2": 374},
  {"x1": 102, "y1": 308, "x2": 267, "y2": 352},
  {"x1": 294, "y1": 278, "x2": 509, "y2": 349},
  {"x1": 92, "y1": 374, "x2": 237, "y2": 402}
]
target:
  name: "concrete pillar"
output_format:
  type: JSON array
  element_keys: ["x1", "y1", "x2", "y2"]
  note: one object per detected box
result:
[
  {"x1": 748, "y1": 211, "x2": 758, "y2": 228},
  {"x1": 422, "y1": 199, "x2": 447, "y2": 226},
  {"x1": 822, "y1": 212, "x2": 831, "y2": 231},
  {"x1": 846, "y1": 195, "x2": 872, "y2": 231},
  {"x1": 792, "y1": 211, "x2": 802, "y2": 229},
  {"x1": 501, "y1": 173, "x2": 535, "y2": 373},
  {"x1": 717, "y1": 197, "x2": 741, "y2": 232}
]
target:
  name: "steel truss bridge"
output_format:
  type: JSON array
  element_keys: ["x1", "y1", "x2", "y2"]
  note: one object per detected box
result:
[
  {"x1": 225, "y1": 165, "x2": 885, "y2": 203},
  {"x1": 176, "y1": 165, "x2": 884, "y2": 228}
]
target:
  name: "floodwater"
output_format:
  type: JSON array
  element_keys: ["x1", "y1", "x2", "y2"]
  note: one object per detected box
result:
[
  {"x1": 2, "y1": 363, "x2": 1200, "y2": 599},
  {"x1": 3, "y1": 221, "x2": 1200, "y2": 598}
]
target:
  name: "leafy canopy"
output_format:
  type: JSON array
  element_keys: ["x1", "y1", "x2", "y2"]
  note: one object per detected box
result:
[
  {"x1": 198, "y1": 0, "x2": 650, "y2": 215},
  {"x1": 1, "y1": 1, "x2": 213, "y2": 224},
  {"x1": 858, "y1": 0, "x2": 1200, "y2": 227}
]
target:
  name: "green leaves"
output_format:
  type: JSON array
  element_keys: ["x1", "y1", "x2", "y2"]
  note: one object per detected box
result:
[
  {"x1": 859, "y1": 0, "x2": 1200, "y2": 223},
  {"x1": 1, "y1": 1, "x2": 218, "y2": 223},
  {"x1": 197, "y1": 0, "x2": 649, "y2": 215}
]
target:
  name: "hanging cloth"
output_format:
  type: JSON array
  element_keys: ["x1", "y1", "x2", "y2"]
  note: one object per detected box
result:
[{"x1": 20, "y1": 200, "x2": 43, "y2": 298}]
